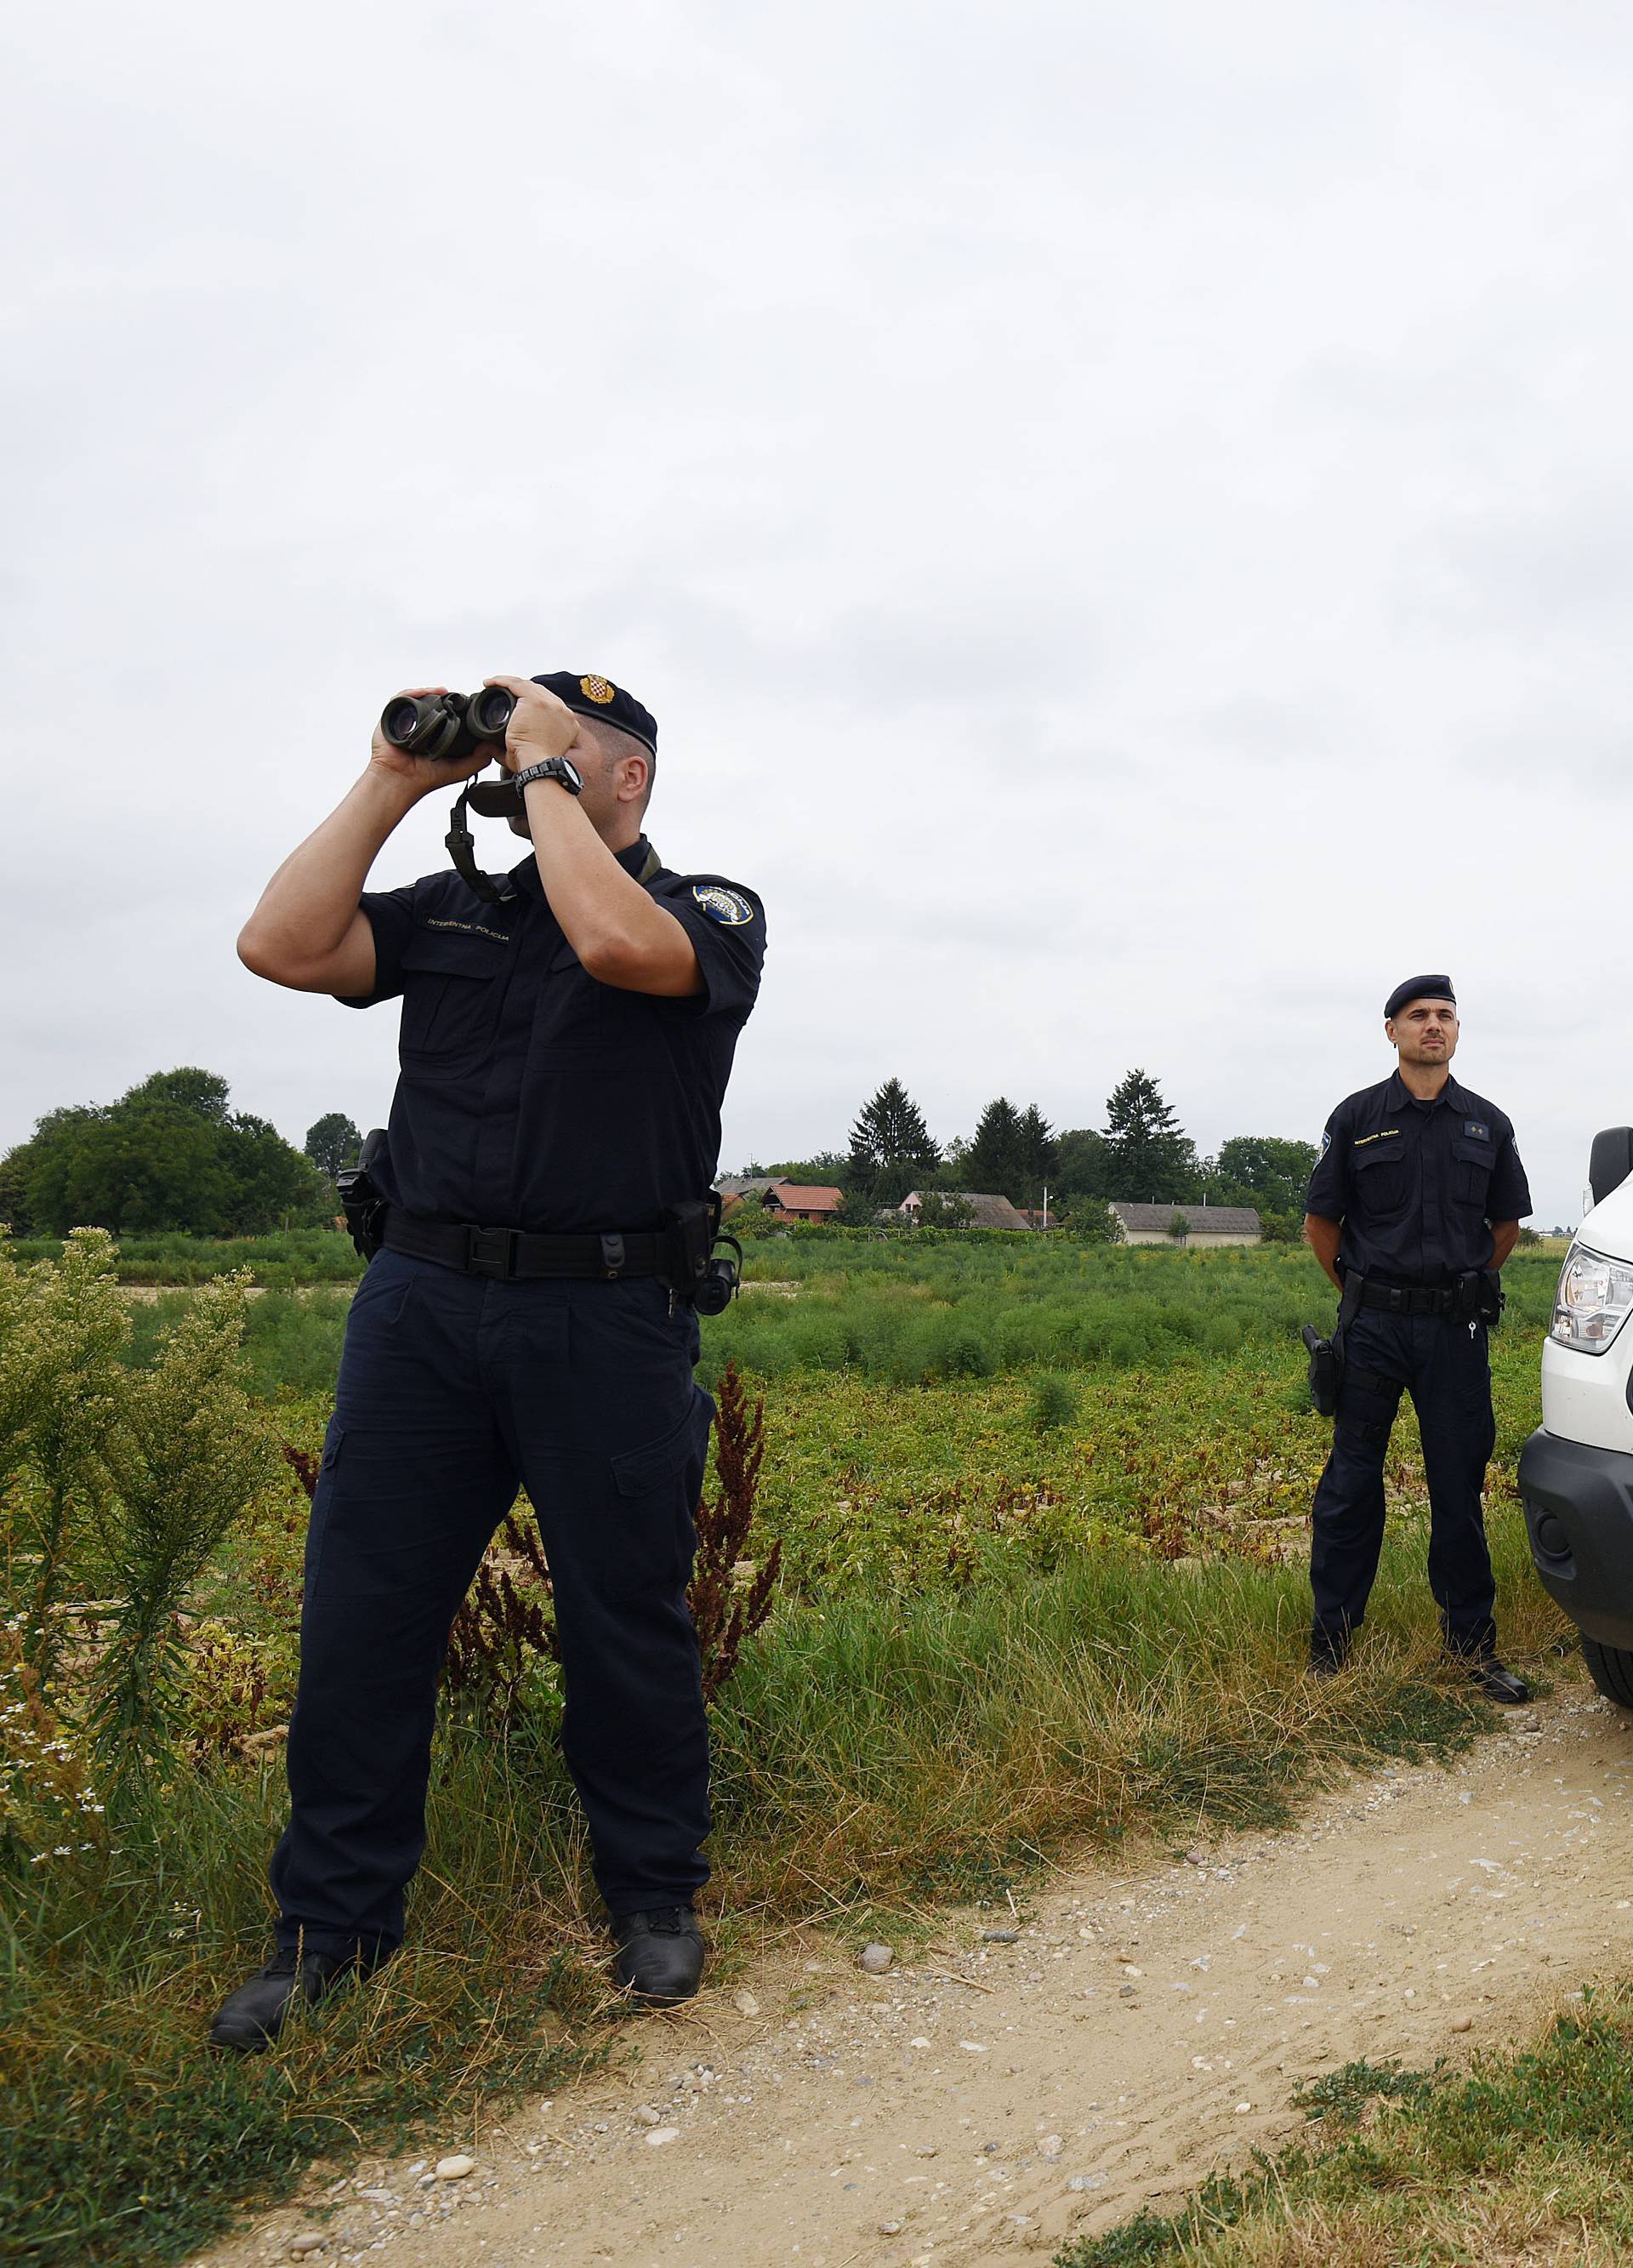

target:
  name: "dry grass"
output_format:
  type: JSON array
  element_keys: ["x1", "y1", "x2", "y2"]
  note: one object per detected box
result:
[{"x1": 1061, "y1": 1986, "x2": 1633, "y2": 2268}]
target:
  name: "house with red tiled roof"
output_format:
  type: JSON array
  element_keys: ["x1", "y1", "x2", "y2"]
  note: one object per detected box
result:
[
  {"x1": 716, "y1": 1177, "x2": 847, "y2": 1223},
  {"x1": 763, "y1": 1182, "x2": 845, "y2": 1223}
]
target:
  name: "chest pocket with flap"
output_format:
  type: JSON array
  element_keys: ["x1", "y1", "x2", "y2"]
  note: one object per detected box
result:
[
  {"x1": 532, "y1": 937, "x2": 617, "y2": 1057},
  {"x1": 1352, "y1": 1138, "x2": 1408, "y2": 1218},
  {"x1": 398, "y1": 931, "x2": 508, "y2": 1080},
  {"x1": 1452, "y1": 1136, "x2": 1495, "y2": 1206}
]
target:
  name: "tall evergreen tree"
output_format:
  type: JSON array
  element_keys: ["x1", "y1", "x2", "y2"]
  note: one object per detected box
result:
[
  {"x1": 847, "y1": 1078, "x2": 940, "y2": 1194},
  {"x1": 1016, "y1": 1104, "x2": 1059, "y2": 1188},
  {"x1": 1102, "y1": 1068, "x2": 1198, "y2": 1203},
  {"x1": 964, "y1": 1097, "x2": 1027, "y2": 1197}
]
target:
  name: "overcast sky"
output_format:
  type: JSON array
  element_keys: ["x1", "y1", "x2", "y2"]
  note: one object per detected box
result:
[{"x1": 5, "y1": 0, "x2": 1630, "y2": 1228}]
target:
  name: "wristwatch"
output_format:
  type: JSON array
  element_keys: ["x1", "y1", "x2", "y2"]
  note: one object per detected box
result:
[{"x1": 512, "y1": 755, "x2": 583, "y2": 797}]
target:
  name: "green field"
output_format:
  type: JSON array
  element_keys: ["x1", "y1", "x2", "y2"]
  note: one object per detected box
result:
[{"x1": 0, "y1": 1232, "x2": 1582, "y2": 2264}]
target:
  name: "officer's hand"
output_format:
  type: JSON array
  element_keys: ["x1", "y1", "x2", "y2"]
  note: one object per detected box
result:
[
  {"x1": 484, "y1": 676, "x2": 592, "y2": 774},
  {"x1": 367, "y1": 688, "x2": 494, "y2": 794}
]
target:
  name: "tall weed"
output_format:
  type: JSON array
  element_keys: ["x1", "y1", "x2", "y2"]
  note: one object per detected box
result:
[
  {"x1": 0, "y1": 1228, "x2": 129, "y2": 1688},
  {"x1": 91, "y1": 1277, "x2": 278, "y2": 1781}
]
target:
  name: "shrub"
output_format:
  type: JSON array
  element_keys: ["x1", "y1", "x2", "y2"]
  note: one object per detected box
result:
[
  {"x1": 89, "y1": 1274, "x2": 279, "y2": 1782},
  {"x1": 1029, "y1": 1372, "x2": 1080, "y2": 1432},
  {"x1": 0, "y1": 1228, "x2": 130, "y2": 1691}
]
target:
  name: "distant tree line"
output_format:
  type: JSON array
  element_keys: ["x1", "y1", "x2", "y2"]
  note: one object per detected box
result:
[
  {"x1": 736, "y1": 1068, "x2": 1317, "y2": 1238},
  {"x1": 0, "y1": 1071, "x2": 362, "y2": 1238}
]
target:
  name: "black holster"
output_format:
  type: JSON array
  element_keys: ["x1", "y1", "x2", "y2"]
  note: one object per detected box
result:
[
  {"x1": 657, "y1": 1194, "x2": 722, "y2": 1302},
  {"x1": 1452, "y1": 1268, "x2": 1505, "y2": 1325},
  {"x1": 336, "y1": 1128, "x2": 389, "y2": 1262},
  {"x1": 1302, "y1": 1324, "x2": 1338, "y2": 1416},
  {"x1": 1304, "y1": 1268, "x2": 1364, "y2": 1418}
]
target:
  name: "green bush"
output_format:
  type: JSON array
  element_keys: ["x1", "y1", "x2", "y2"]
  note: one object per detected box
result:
[
  {"x1": 1030, "y1": 1372, "x2": 1080, "y2": 1431},
  {"x1": 5, "y1": 1229, "x2": 362, "y2": 1287}
]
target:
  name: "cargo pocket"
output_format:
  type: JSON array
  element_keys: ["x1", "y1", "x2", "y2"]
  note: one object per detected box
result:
[
  {"x1": 1333, "y1": 1347, "x2": 1403, "y2": 1449},
  {"x1": 605, "y1": 1398, "x2": 709, "y2": 1602}
]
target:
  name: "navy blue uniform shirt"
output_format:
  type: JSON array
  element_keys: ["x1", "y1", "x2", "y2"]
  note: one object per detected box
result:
[
  {"x1": 339, "y1": 839, "x2": 765, "y2": 1233},
  {"x1": 1304, "y1": 1070, "x2": 1531, "y2": 1284}
]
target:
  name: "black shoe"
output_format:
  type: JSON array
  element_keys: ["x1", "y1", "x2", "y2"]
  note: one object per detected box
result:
[
  {"x1": 1308, "y1": 1644, "x2": 1349, "y2": 1680},
  {"x1": 208, "y1": 1946, "x2": 358, "y2": 2053},
  {"x1": 611, "y1": 1907, "x2": 705, "y2": 2006},
  {"x1": 1465, "y1": 1658, "x2": 1532, "y2": 1706}
]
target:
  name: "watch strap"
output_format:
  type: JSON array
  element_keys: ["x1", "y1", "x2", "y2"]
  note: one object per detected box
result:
[{"x1": 513, "y1": 757, "x2": 582, "y2": 796}]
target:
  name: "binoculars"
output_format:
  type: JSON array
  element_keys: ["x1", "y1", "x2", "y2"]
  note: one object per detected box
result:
[{"x1": 379, "y1": 687, "x2": 515, "y2": 765}]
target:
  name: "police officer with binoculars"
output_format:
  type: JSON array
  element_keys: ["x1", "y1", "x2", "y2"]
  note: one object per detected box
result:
[{"x1": 215, "y1": 670, "x2": 765, "y2": 2049}]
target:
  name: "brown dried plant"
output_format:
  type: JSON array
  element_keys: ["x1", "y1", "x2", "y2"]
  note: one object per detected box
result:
[
  {"x1": 444, "y1": 1507, "x2": 560, "y2": 1716},
  {"x1": 689, "y1": 1363, "x2": 782, "y2": 1704}
]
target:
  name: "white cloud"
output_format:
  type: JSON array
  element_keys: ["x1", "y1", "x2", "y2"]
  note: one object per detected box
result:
[{"x1": 3, "y1": 0, "x2": 1630, "y2": 1226}]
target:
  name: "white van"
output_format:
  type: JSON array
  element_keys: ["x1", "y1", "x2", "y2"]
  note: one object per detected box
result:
[{"x1": 1519, "y1": 1129, "x2": 1633, "y2": 1704}]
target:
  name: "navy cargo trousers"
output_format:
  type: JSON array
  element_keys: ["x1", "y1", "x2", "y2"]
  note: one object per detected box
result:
[
  {"x1": 270, "y1": 1250, "x2": 715, "y2": 1960},
  {"x1": 1309, "y1": 1308, "x2": 1499, "y2": 1661}
]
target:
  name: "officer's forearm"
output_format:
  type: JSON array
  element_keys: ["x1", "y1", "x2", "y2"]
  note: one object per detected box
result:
[
  {"x1": 1488, "y1": 1221, "x2": 1521, "y2": 1269},
  {"x1": 523, "y1": 783, "x2": 701, "y2": 996},
  {"x1": 238, "y1": 770, "x2": 417, "y2": 989},
  {"x1": 1305, "y1": 1213, "x2": 1343, "y2": 1290}
]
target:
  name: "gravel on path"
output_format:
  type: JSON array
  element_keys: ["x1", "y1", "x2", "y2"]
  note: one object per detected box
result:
[{"x1": 191, "y1": 1686, "x2": 1633, "y2": 2268}]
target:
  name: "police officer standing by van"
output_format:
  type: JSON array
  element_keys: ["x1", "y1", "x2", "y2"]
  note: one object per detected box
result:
[
  {"x1": 1303, "y1": 977, "x2": 1532, "y2": 1701},
  {"x1": 213, "y1": 670, "x2": 765, "y2": 2049}
]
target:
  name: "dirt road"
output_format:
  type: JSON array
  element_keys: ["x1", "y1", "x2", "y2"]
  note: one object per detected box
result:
[{"x1": 196, "y1": 1684, "x2": 1633, "y2": 2268}]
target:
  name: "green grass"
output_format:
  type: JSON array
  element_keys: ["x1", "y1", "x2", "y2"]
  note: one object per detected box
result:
[
  {"x1": 3, "y1": 1505, "x2": 1569, "y2": 2266},
  {"x1": 4, "y1": 1230, "x2": 362, "y2": 1288},
  {"x1": 0, "y1": 1234, "x2": 1584, "y2": 2262},
  {"x1": 3, "y1": 1740, "x2": 606, "y2": 2265},
  {"x1": 1056, "y1": 1997, "x2": 1633, "y2": 2267},
  {"x1": 125, "y1": 1287, "x2": 355, "y2": 1399}
]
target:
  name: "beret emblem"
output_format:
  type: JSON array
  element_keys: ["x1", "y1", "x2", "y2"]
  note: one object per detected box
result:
[{"x1": 579, "y1": 675, "x2": 617, "y2": 704}]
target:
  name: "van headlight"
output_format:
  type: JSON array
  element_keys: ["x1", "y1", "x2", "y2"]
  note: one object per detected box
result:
[{"x1": 1552, "y1": 1243, "x2": 1633, "y2": 1353}]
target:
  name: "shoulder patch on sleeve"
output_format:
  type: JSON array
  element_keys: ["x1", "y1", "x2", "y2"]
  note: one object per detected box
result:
[
  {"x1": 1321, "y1": 1130, "x2": 1332, "y2": 1155},
  {"x1": 691, "y1": 884, "x2": 755, "y2": 926}
]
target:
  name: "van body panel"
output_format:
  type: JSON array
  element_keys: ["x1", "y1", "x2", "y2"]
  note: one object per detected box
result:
[
  {"x1": 1539, "y1": 1329, "x2": 1633, "y2": 1455},
  {"x1": 1577, "y1": 1175, "x2": 1633, "y2": 1266},
  {"x1": 1518, "y1": 1427, "x2": 1633, "y2": 1649}
]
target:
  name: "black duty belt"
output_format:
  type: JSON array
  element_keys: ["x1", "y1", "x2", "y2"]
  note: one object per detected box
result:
[
  {"x1": 382, "y1": 1208, "x2": 665, "y2": 1283},
  {"x1": 1357, "y1": 1279, "x2": 1456, "y2": 1317}
]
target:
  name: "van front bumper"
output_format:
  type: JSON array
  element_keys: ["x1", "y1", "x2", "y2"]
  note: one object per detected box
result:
[{"x1": 1518, "y1": 1427, "x2": 1633, "y2": 1649}]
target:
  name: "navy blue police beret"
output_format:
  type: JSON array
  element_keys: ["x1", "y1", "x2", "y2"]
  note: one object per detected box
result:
[
  {"x1": 531, "y1": 671, "x2": 657, "y2": 755},
  {"x1": 1384, "y1": 974, "x2": 1455, "y2": 1022}
]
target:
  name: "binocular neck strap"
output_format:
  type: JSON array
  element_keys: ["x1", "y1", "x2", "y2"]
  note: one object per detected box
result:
[{"x1": 445, "y1": 788, "x2": 517, "y2": 905}]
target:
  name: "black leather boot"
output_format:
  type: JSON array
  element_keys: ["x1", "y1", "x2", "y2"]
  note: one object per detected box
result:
[
  {"x1": 611, "y1": 1907, "x2": 705, "y2": 2005},
  {"x1": 1465, "y1": 1657, "x2": 1532, "y2": 1705},
  {"x1": 208, "y1": 1946, "x2": 359, "y2": 2052}
]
